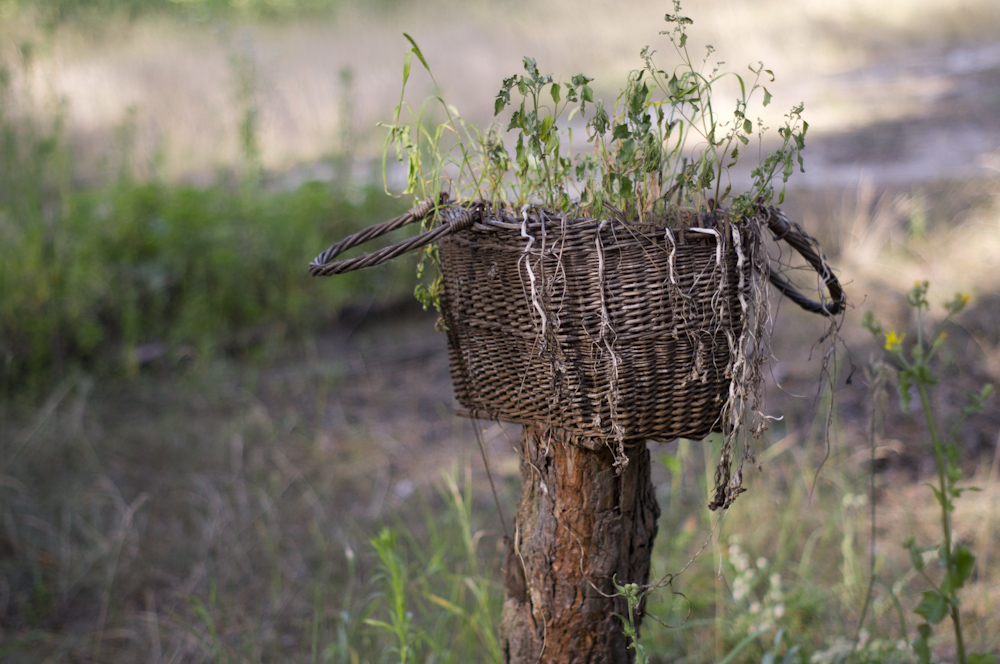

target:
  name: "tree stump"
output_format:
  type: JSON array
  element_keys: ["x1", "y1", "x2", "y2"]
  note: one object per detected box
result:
[{"x1": 500, "y1": 425, "x2": 660, "y2": 664}]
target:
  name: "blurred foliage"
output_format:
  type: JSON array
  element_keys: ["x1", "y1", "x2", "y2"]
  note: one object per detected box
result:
[
  {"x1": 4, "y1": 0, "x2": 407, "y2": 24},
  {"x1": 0, "y1": 62, "x2": 410, "y2": 386}
]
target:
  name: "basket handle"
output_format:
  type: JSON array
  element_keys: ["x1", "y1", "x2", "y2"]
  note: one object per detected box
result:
[
  {"x1": 762, "y1": 207, "x2": 846, "y2": 317},
  {"x1": 309, "y1": 193, "x2": 478, "y2": 276}
]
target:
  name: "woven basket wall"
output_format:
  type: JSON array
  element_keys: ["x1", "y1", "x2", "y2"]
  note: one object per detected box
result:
[{"x1": 437, "y1": 207, "x2": 762, "y2": 444}]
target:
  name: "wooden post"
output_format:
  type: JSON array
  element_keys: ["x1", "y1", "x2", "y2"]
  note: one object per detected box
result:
[{"x1": 500, "y1": 425, "x2": 660, "y2": 664}]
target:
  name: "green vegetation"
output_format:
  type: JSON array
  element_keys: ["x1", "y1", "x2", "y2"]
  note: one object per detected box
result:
[
  {"x1": 385, "y1": 5, "x2": 806, "y2": 220},
  {"x1": 864, "y1": 283, "x2": 995, "y2": 664},
  {"x1": 386, "y1": 6, "x2": 806, "y2": 311},
  {"x1": 0, "y1": 60, "x2": 410, "y2": 387},
  {"x1": 4, "y1": 0, "x2": 397, "y2": 25},
  {"x1": 1, "y1": 178, "x2": 409, "y2": 382}
]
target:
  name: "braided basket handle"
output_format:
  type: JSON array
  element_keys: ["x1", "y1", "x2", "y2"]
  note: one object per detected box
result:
[
  {"x1": 761, "y1": 207, "x2": 845, "y2": 316},
  {"x1": 309, "y1": 193, "x2": 477, "y2": 276}
]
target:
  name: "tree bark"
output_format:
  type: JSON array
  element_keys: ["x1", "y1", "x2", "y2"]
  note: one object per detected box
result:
[{"x1": 500, "y1": 425, "x2": 660, "y2": 664}]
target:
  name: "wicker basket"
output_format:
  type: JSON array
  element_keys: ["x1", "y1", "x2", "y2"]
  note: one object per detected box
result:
[{"x1": 310, "y1": 196, "x2": 844, "y2": 444}]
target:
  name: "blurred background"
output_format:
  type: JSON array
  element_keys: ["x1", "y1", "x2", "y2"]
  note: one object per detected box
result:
[{"x1": 2, "y1": 0, "x2": 1000, "y2": 661}]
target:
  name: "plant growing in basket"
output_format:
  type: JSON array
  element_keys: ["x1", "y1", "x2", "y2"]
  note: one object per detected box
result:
[{"x1": 382, "y1": 4, "x2": 807, "y2": 221}]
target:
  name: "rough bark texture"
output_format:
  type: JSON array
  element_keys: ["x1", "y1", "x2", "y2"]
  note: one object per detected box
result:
[{"x1": 500, "y1": 426, "x2": 660, "y2": 664}]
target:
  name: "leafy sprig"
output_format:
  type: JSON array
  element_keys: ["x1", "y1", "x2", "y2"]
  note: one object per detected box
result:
[
  {"x1": 382, "y1": 1, "x2": 809, "y2": 222},
  {"x1": 863, "y1": 282, "x2": 995, "y2": 664}
]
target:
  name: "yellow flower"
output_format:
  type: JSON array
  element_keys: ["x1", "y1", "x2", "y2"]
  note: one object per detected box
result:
[{"x1": 884, "y1": 330, "x2": 905, "y2": 352}]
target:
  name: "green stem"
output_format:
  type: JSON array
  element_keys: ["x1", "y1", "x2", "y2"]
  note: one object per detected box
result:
[
  {"x1": 915, "y1": 381, "x2": 967, "y2": 664},
  {"x1": 852, "y1": 372, "x2": 880, "y2": 653}
]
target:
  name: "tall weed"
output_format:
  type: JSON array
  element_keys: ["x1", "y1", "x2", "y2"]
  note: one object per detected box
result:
[{"x1": 863, "y1": 282, "x2": 995, "y2": 664}]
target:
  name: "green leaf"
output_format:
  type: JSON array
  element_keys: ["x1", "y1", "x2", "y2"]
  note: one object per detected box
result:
[
  {"x1": 699, "y1": 160, "x2": 715, "y2": 189},
  {"x1": 507, "y1": 109, "x2": 522, "y2": 132},
  {"x1": 550, "y1": 82, "x2": 561, "y2": 104},
  {"x1": 363, "y1": 618, "x2": 396, "y2": 631},
  {"x1": 782, "y1": 154, "x2": 794, "y2": 179},
  {"x1": 582, "y1": 85, "x2": 594, "y2": 103},
  {"x1": 545, "y1": 132, "x2": 559, "y2": 155},
  {"x1": 591, "y1": 108, "x2": 609, "y2": 135},
  {"x1": 780, "y1": 646, "x2": 801, "y2": 664},
  {"x1": 402, "y1": 33, "x2": 430, "y2": 71},
  {"x1": 952, "y1": 544, "x2": 975, "y2": 588},
  {"x1": 926, "y1": 483, "x2": 951, "y2": 511},
  {"x1": 523, "y1": 56, "x2": 539, "y2": 80},
  {"x1": 913, "y1": 624, "x2": 932, "y2": 664},
  {"x1": 540, "y1": 114, "x2": 555, "y2": 141},
  {"x1": 495, "y1": 76, "x2": 515, "y2": 116},
  {"x1": 402, "y1": 50, "x2": 411, "y2": 85},
  {"x1": 404, "y1": 155, "x2": 417, "y2": 194},
  {"x1": 763, "y1": 87, "x2": 772, "y2": 107},
  {"x1": 969, "y1": 655, "x2": 998, "y2": 664},
  {"x1": 904, "y1": 535, "x2": 925, "y2": 571},
  {"x1": 898, "y1": 372, "x2": 913, "y2": 411},
  {"x1": 619, "y1": 138, "x2": 635, "y2": 164},
  {"x1": 964, "y1": 383, "x2": 995, "y2": 416},
  {"x1": 743, "y1": 118, "x2": 753, "y2": 134},
  {"x1": 915, "y1": 590, "x2": 948, "y2": 624},
  {"x1": 668, "y1": 74, "x2": 680, "y2": 97},
  {"x1": 612, "y1": 124, "x2": 632, "y2": 140}
]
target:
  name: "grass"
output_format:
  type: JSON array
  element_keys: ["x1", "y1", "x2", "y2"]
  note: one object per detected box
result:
[{"x1": 0, "y1": 322, "x2": 509, "y2": 663}]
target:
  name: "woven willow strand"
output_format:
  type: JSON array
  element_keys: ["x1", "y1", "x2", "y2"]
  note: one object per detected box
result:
[
  {"x1": 761, "y1": 206, "x2": 845, "y2": 316},
  {"x1": 309, "y1": 193, "x2": 470, "y2": 275}
]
